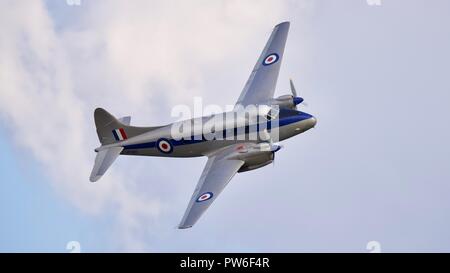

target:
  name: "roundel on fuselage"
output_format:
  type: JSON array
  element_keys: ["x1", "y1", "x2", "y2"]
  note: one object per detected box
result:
[{"x1": 156, "y1": 138, "x2": 173, "y2": 153}]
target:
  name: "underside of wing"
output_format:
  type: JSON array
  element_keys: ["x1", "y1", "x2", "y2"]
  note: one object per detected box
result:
[
  {"x1": 235, "y1": 21, "x2": 290, "y2": 107},
  {"x1": 178, "y1": 146, "x2": 245, "y2": 229}
]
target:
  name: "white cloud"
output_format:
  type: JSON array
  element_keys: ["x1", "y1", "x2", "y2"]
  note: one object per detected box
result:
[{"x1": 0, "y1": 0, "x2": 314, "y2": 250}]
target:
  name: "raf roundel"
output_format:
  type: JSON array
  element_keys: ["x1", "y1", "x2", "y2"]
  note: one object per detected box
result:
[
  {"x1": 156, "y1": 138, "x2": 173, "y2": 153},
  {"x1": 263, "y1": 53, "x2": 279, "y2": 66},
  {"x1": 196, "y1": 192, "x2": 213, "y2": 202}
]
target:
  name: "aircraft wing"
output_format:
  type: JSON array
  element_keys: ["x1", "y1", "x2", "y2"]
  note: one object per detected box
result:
[
  {"x1": 178, "y1": 146, "x2": 245, "y2": 229},
  {"x1": 235, "y1": 21, "x2": 290, "y2": 107}
]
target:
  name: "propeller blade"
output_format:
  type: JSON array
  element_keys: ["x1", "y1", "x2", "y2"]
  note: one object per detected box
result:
[
  {"x1": 271, "y1": 144, "x2": 282, "y2": 167},
  {"x1": 290, "y1": 78, "x2": 308, "y2": 108},
  {"x1": 289, "y1": 78, "x2": 298, "y2": 97}
]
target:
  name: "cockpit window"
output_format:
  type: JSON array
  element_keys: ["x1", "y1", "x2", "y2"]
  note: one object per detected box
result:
[{"x1": 265, "y1": 108, "x2": 280, "y2": 121}]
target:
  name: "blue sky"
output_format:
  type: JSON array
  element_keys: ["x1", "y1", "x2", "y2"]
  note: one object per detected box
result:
[
  {"x1": 0, "y1": 133, "x2": 109, "y2": 252},
  {"x1": 1, "y1": 0, "x2": 450, "y2": 252}
]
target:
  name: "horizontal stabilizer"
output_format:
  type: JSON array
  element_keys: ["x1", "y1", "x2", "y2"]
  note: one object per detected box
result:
[{"x1": 89, "y1": 147, "x2": 123, "y2": 182}]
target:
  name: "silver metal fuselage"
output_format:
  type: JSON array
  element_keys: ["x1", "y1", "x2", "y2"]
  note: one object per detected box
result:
[{"x1": 118, "y1": 109, "x2": 316, "y2": 158}]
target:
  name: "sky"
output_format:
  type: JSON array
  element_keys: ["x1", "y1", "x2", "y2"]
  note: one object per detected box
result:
[{"x1": 0, "y1": 0, "x2": 450, "y2": 252}]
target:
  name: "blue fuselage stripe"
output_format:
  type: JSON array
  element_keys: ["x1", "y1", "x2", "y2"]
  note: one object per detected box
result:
[{"x1": 123, "y1": 113, "x2": 311, "y2": 150}]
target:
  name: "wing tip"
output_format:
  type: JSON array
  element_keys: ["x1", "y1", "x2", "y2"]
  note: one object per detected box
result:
[
  {"x1": 275, "y1": 21, "x2": 290, "y2": 28},
  {"x1": 178, "y1": 225, "x2": 193, "y2": 230},
  {"x1": 89, "y1": 175, "x2": 101, "y2": 182}
]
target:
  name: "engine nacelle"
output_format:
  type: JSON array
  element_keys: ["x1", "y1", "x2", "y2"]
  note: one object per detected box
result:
[
  {"x1": 268, "y1": 95, "x2": 303, "y2": 109},
  {"x1": 228, "y1": 143, "x2": 281, "y2": 173},
  {"x1": 238, "y1": 151, "x2": 273, "y2": 173}
]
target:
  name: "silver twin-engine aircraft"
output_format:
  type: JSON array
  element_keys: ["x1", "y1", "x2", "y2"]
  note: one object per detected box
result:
[{"x1": 90, "y1": 22, "x2": 316, "y2": 229}]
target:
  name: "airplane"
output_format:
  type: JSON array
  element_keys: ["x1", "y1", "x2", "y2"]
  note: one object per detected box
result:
[{"x1": 90, "y1": 21, "x2": 317, "y2": 229}]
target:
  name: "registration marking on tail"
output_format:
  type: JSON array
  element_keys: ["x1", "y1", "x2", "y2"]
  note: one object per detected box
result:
[{"x1": 112, "y1": 128, "x2": 128, "y2": 141}]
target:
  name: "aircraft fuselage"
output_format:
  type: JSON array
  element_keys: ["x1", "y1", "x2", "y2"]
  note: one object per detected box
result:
[{"x1": 119, "y1": 108, "x2": 316, "y2": 158}]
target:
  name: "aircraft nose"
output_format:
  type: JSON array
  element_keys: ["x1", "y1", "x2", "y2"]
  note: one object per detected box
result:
[
  {"x1": 298, "y1": 112, "x2": 316, "y2": 128},
  {"x1": 309, "y1": 116, "x2": 317, "y2": 128}
]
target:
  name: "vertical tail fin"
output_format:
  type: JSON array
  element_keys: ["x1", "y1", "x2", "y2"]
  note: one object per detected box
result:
[
  {"x1": 94, "y1": 108, "x2": 163, "y2": 145},
  {"x1": 91, "y1": 108, "x2": 164, "y2": 182},
  {"x1": 94, "y1": 108, "x2": 129, "y2": 145}
]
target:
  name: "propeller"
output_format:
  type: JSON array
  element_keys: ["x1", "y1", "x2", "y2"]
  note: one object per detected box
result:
[
  {"x1": 272, "y1": 144, "x2": 282, "y2": 167},
  {"x1": 289, "y1": 78, "x2": 307, "y2": 108},
  {"x1": 289, "y1": 78, "x2": 298, "y2": 97}
]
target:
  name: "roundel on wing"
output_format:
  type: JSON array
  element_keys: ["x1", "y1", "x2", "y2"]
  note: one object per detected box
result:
[
  {"x1": 156, "y1": 138, "x2": 173, "y2": 153},
  {"x1": 263, "y1": 53, "x2": 279, "y2": 66},
  {"x1": 196, "y1": 192, "x2": 213, "y2": 202}
]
